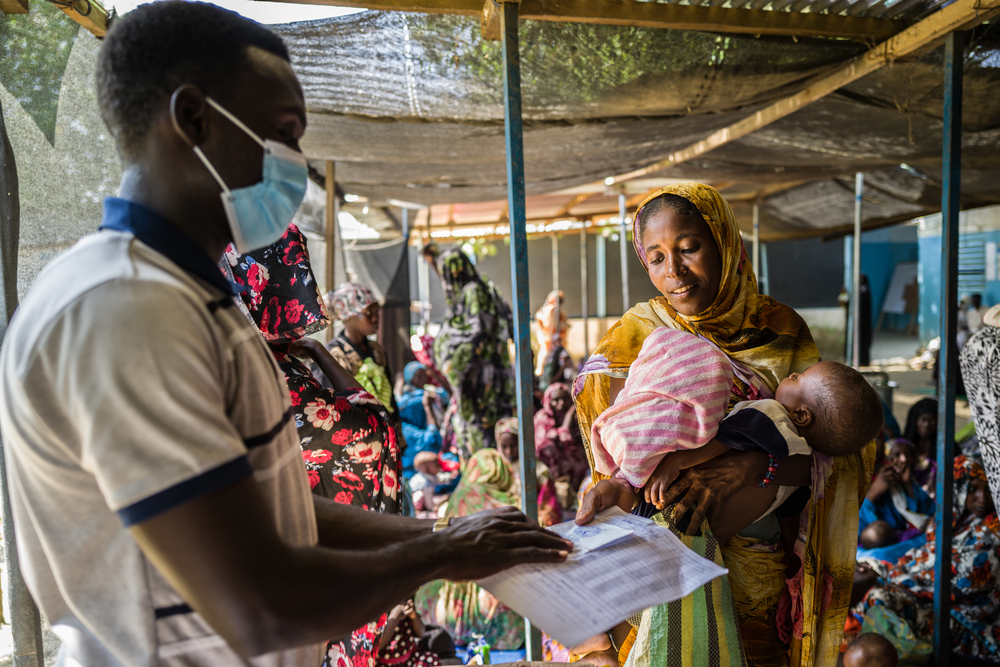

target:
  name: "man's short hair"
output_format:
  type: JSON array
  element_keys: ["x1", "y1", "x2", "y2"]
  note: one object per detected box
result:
[
  {"x1": 811, "y1": 362, "x2": 884, "y2": 457},
  {"x1": 96, "y1": 1, "x2": 290, "y2": 159},
  {"x1": 845, "y1": 632, "x2": 898, "y2": 667}
]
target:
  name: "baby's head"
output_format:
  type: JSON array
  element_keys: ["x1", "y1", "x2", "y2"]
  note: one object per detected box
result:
[
  {"x1": 842, "y1": 632, "x2": 898, "y2": 667},
  {"x1": 414, "y1": 451, "x2": 441, "y2": 476},
  {"x1": 775, "y1": 361, "x2": 884, "y2": 457}
]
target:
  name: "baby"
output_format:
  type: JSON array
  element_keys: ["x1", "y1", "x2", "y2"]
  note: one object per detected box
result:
[{"x1": 592, "y1": 327, "x2": 883, "y2": 523}]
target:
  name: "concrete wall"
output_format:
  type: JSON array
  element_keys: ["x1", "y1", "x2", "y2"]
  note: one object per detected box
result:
[{"x1": 917, "y1": 205, "x2": 1000, "y2": 343}]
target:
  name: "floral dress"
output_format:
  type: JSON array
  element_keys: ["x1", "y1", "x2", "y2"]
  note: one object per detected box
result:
[
  {"x1": 226, "y1": 226, "x2": 402, "y2": 667},
  {"x1": 432, "y1": 250, "x2": 515, "y2": 455}
]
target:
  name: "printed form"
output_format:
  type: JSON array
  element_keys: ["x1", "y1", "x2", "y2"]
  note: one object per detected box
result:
[{"x1": 477, "y1": 507, "x2": 727, "y2": 648}]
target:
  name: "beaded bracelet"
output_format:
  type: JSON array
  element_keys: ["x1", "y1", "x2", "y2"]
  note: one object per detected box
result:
[{"x1": 756, "y1": 454, "x2": 779, "y2": 488}]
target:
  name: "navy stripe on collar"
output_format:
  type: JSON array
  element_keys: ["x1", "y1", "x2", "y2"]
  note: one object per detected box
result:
[{"x1": 99, "y1": 197, "x2": 244, "y2": 296}]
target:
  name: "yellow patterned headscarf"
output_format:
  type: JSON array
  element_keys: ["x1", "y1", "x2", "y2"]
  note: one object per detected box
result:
[{"x1": 578, "y1": 182, "x2": 819, "y2": 407}]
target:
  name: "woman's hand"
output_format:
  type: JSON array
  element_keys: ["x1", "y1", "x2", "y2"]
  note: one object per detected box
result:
[
  {"x1": 659, "y1": 449, "x2": 768, "y2": 536},
  {"x1": 866, "y1": 467, "x2": 900, "y2": 503},
  {"x1": 576, "y1": 478, "x2": 638, "y2": 525},
  {"x1": 288, "y1": 337, "x2": 323, "y2": 360}
]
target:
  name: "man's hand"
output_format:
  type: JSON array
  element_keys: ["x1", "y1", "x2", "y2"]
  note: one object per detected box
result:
[
  {"x1": 576, "y1": 478, "x2": 638, "y2": 525},
  {"x1": 659, "y1": 449, "x2": 767, "y2": 536},
  {"x1": 438, "y1": 507, "x2": 571, "y2": 581}
]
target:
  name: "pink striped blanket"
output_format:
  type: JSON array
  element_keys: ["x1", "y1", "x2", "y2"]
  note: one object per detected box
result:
[{"x1": 590, "y1": 328, "x2": 733, "y2": 487}]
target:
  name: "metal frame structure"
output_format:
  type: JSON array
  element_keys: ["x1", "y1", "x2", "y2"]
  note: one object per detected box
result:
[
  {"x1": 933, "y1": 30, "x2": 964, "y2": 666},
  {"x1": 0, "y1": 0, "x2": 980, "y2": 661}
]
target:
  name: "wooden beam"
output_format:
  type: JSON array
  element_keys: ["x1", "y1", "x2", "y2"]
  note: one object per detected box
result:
[
  {"x1": 56, "y1": 0, "x2": 110, "y2": 37},
  {"x1": 278, "y1": 0, "x2": 903, "y2": 40},
  {"x1": 609, "y1": 0, "x2": 1000, "y2": 184},
  {"x1": 0, "y1": 0, "x2": 27, "y2": 16},
  {"x1": 517, "y1": 0, "x2": 903, "y2": 40},
  {"x1": 555, "y1": 192, "x2": 593, "y2": 217},
  {"x1": 481, "y1": 0, "x2": 500, "y2": 39},
  {"x1": 626, "y1": 187, "x2": 663, "y2": 208}
]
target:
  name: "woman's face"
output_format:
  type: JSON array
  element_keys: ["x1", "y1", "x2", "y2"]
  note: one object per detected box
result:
[
  {"x1": 642, "y1": 209, "x2": 723, "y2": 317},
  {"x1": 887, "y1": 443, "x2": 915, "y2": 480},
  {"x1": 548, "y1": 388, "x2": 569, "y2": 416},
  {"x1": 916, "y1": 412, "x2": 936, "y2": 441},
  {"x1": 347, "y1": 303, "x2": 380, "y2": 338},
  {"x1": 498, "y1": 433, "x2": 519, "y2": 463},
  {"x1": 966, "y1": 477, "x2": 995, "y2": 518}
]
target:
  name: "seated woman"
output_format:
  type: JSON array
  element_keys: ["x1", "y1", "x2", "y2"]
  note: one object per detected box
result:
[
  {"x1": 901, "y1": 399, "x2": 939, "y2": 496},
  {"x1": 858, "y1": 439, "x2": 935, "y2": 562},
  {"x1": 398, "y1": 363, "x2": 444, "y2": 480},
  {"x1": 534, "y1": 383, "x2": 590, "y2": 514},
  {"x1": 226, "y1": 227, "x2": 402, "y2": 667},
  {"x1": 856, "y1": 456, "x2": 999, "y2": 660},
  {"x1": 574, "y1": 183, "x2": 872, "y2": 667}
]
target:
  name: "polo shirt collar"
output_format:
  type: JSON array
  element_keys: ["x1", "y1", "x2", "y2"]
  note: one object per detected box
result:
[{"x1": 99, "y1": 197, "x2": 243, "y2": 296}]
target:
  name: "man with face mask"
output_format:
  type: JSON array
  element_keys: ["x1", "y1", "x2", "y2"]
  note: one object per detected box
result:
[{"x1": 0, "y1": 3, "x2": 570, "y2": 666}]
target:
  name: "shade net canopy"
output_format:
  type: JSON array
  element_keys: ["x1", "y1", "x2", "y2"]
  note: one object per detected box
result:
[{"x1": 273, "y1": 11, "x2": 1000, "y2": 239}]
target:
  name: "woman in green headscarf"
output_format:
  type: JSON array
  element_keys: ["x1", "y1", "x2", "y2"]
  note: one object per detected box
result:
[
  {"x1": 424, "y1": 245, "x2": 516, "y2": 456},
  {"x1": 413, "y1": 444, "x2": 525, "y2": 650}
]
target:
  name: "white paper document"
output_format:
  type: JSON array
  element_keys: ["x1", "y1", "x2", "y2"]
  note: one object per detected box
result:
[{"x1": 477, "y1": 507, "x2": 728, "y2": 648}]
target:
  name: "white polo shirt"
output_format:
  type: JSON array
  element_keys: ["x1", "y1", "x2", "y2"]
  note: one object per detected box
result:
[{"x1": 0, "y1": 199, "x2": 322, "y2": 666}]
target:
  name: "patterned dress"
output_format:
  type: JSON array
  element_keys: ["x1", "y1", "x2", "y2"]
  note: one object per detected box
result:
[
  {"x1": 226, "y1": 227, "x2": 402, "y2": 667},
  {"x1": 432, "y1": 250, "x2": 515, "y2": 455},
  {"x1": 861, "y1": 457, "x2": 1000, "y2": 659},
  {"x1": 960, "y1": 324, "x2": 1000, "y2": 504}
]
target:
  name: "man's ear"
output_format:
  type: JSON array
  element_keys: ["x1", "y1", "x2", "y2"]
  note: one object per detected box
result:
[
  {"x1": 787, "y1": 405, "x2": 814, "y2": 429},
  {"x1": 169, "y1": 84, "x2": 209, "y2": 147}
]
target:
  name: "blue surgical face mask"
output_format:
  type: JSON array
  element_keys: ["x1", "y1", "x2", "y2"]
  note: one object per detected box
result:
[{"x1": 187, "y1": 97, "x2": 308, "y2": 253}]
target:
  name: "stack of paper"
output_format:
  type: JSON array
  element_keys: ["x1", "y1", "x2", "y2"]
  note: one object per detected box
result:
[{"x1": 477, "y1": 507, "x2": 728, "y2": 648}]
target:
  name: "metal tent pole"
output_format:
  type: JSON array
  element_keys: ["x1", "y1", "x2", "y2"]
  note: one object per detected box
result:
[
  {"x1": 499, "y1": 2, "x2": 541, "y2": 659},
  {"x1": 551, "y1": 233, "x2": 559, "y2": 292},
  {"x1": 752, "y1": 201, "x2": 760, "y2": 276},
  {"x1": 933, "y1": 30, "x2": 964, "y2": 667},
  {"x1": 853, "y1": 173, "x2": 863, "y2": 369},
  {"x1": 596, "y1": 234, "x2": 607, "y2": 318},
  {"x1": 581, "y1": 226, "x2": 589, "y2": 356},
  {"x1": 618, "y1": 190, "x2": 629, "y2": 313},
  {"x1": 325, "y1": 161, "x2": 337, "y2": 343},
  {"x1": 0, "y1": 91, "x2": 44, "y2": 667}
]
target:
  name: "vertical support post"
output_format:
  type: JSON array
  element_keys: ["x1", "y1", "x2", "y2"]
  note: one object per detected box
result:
[
  {"x1": 618, "y1": 190, "x2": 629, "y2": 314},
  {"x1": 853, "y1": 172, "x2": 863, "y2": 370},
  {"x1": 752, "y1": 200, "x2": 760, "y2": 276},
  {"x1": 596, "y1": 233, "x2": 607, "y2": 318},
  {"x1": 844, "y1": 236, "x2": 854, "y2": 364},
  {"x1": 325, "y1": 161, "x2": 338, "y2": 343},
  {"x1": 499, "y1": 2, "x2": 541, "y2": 660},
  {"x1": 0, "y1": 93, "x2": 44, "y2": 667},
  {"x1": 580, "y1": 226, "x2": 589, "y2": 356},
  {"x1": 421, "y1": 214, "x2": 432, "y2": 329},
  {"x1": 760, "y1": 243, "x2": 769, "y2": 295},
  {"x1": 551, "y1": 233, "x2": 559, "y2": 292},
  {"x1": 933, "y1": 30, "x2": 964, "y2": 667}
]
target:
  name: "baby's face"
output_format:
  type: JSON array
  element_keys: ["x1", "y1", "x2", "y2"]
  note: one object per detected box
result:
[{"x1": 775, "y1": 361, "x2": 833, "y2": 410}]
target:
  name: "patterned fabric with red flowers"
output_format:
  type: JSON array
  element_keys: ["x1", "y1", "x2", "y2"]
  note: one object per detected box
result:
[
  {"x1": 225, "y1": 224, "x2": 329, "y2": 343},
  {"x1": 862, "y1": 456, "x2": 1000, "y2": 659},
  {"x1": 275, "y1": 348, "x2": 402, "y2": 513}
]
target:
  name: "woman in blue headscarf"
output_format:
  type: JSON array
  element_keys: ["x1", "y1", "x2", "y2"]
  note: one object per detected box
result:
[{"x1": 397, "y1": 362, "x2": 445, "y2": 481}]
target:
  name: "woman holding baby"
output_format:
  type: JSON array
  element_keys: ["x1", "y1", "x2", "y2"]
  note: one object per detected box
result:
[{"x1": 574, "y1": 183, "x2": 877, "y2": 667}]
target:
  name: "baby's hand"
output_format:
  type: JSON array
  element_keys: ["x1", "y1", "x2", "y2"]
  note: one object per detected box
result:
[{"x1": 644, "y1": 456, "x2": 680, "y2": 509}]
